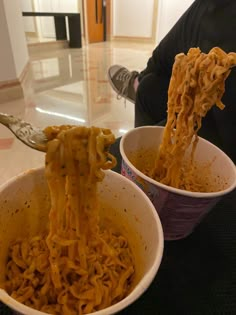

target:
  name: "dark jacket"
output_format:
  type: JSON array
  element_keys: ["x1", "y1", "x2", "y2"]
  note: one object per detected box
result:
[{"x1": 139, "y1": 0, "x2": 236, "y2": 163}]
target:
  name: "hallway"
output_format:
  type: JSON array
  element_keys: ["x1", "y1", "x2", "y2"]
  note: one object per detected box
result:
[{"x1": 0, "y1": 41, "x2": 153, "y2": 184}]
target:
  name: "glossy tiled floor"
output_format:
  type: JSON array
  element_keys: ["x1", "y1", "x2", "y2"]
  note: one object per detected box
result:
[{"x1": 0, "y1": 40, "x2": 153, "y2": 185}]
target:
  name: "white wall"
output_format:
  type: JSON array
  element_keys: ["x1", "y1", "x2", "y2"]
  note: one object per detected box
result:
[
  {"x1": 35, "y1": 0, "x2": 56, "y2": 38},
  {"x1": 20, "y1": 0, "x2": 36, "y2": 33},
  {"x1": 52, "y1": 0, "x2": 78, "y2": 12},
  {"x1": 113, "y1": 0, "x2": 154, "y2": 38},
  {"x1": 0, "y1": 1, "x2": 16, "y2": 81},
  {"x1": 0, "y1": 0, "x2": 29, "y2": 81},
  {"x1": 29, "y1": 0, "x2": 79, "y2": 38},
  {"x1": 156, "y1": 0, "x2": 194, "y2": 43}
]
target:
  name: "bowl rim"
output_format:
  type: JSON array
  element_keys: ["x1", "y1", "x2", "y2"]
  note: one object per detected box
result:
[
  {"x1": 120, "y1": 125, "x2": 236, "y2": 198},
  {"x1": 0, "y1": 167, "x2": 164, "y2": 315}
]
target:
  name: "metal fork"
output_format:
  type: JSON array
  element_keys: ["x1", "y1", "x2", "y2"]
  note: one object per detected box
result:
[{"x1": 0, "y1": 113, "x2": 47, "y2": 152}]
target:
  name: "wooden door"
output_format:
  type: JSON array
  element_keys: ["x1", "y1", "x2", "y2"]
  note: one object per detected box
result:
[{"x1": 86, "y1": 0, "x2": 104, "y2": 43}]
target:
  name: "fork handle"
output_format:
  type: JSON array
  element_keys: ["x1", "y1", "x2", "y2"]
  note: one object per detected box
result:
[
  {"x1": 0, "y1": 113, "x2": 33, "y2": 139},
  {"x1": 0, "y1": 112, "x2": 20, "y2": 128}
]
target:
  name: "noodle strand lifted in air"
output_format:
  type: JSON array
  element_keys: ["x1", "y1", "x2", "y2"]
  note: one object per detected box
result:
[
  {"x1": 2, "y1": 126, "x2": 135, "y2": 315},
  {"x1": 151, "y1": 47, "x2": 236, "y2": 191}
]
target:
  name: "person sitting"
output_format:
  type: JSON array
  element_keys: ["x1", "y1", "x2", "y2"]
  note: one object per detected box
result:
[{"x1": 108, "y1": 0, "x2": 236, "y2": 166}]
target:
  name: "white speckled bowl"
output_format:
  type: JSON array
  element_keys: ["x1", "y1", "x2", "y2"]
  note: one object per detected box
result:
[{"x1": 0, "y1": 167, "x2": 163, "y2": 315}]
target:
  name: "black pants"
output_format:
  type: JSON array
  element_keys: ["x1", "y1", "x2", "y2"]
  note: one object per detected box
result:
[
  {"x1": 109, "y1": 70, "x2": 227, "y2": 173},
  {"x1": 135, "y1": 71, "x2": 224, "y2": 156},
  {"x1": 135, "y1": 72, "x2": 169, "y2": 127},
  {"x1": 110, "y1": 72, "x2": 169, "y2": 173}
]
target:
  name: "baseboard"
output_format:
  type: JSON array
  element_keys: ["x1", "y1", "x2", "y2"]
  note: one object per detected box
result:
[
  {"x1": 111, "y1": 36, "x2": 155, "y2": 44},
  {"x1": 0, "y1": 39, "x2": 70, "y2": 104},
  {"x1": 0, "y1": 62, "x2": 30, "y2": 104}
]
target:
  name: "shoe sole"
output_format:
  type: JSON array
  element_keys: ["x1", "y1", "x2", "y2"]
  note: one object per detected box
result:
[{"x1": 107, "y1": 68, "x2": 135, "y2": 104}]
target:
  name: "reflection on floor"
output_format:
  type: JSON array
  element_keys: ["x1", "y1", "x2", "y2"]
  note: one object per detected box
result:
[{"x1": 0, "y1": 40, "x2": 153, "y2": 185}]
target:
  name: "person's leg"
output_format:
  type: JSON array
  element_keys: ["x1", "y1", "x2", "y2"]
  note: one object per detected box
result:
[
  {"x1": 109, "y1": 71, "x2": 169, "y2": 173},
  {"x1": 109, "y1": 136, "x2": 122, "y2": 173},
  {"x1": 135, "y1": 72, "x2": 169, "y2": 127}
]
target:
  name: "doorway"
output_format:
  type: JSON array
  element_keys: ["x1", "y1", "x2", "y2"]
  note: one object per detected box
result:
[{"x1": 83, "y1": 0, "x2": 110, "y2": 43}]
